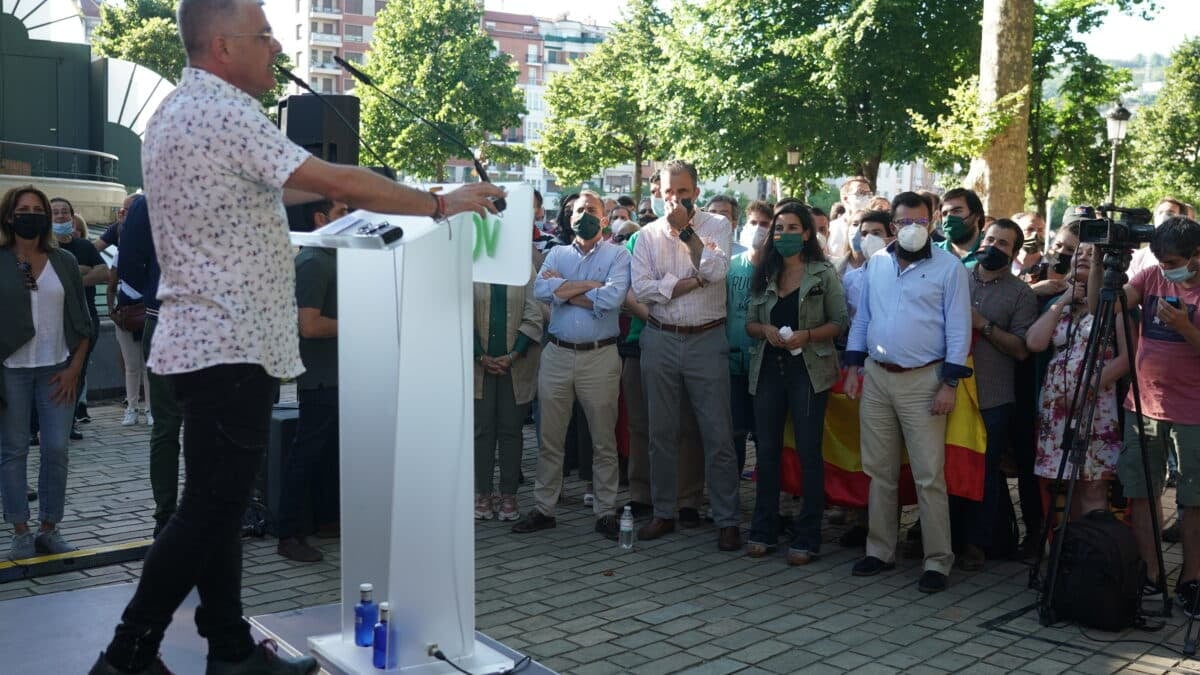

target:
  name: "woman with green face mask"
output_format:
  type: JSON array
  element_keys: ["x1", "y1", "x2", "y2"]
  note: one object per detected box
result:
[{"x1": 743, "y1": 202, "x2": 848, "y2": 565}]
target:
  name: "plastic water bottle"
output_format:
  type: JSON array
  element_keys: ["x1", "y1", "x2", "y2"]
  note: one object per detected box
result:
[
  {"x1": 619, "y1": 506, "x2": 635, "y2": 550},
  {"x1": 354, "y1": 583, "x2": 377, "y2": 647},
  {"x1": 373, "y1": 602, "x2": 398, "y2": 669}
]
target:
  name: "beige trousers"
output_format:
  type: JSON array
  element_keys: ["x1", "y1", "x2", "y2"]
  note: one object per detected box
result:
[
  {"x1": 861, "y1": 359, "x2": 954, "y2": 574},
  {"x1": 534, "y1": 343, "x2": 621, "y2": 517}
]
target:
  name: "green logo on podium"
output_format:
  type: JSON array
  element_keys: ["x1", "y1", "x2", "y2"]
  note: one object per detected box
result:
[{"x1": 472, "y1": 213, "x2": 503, "y2": 261}]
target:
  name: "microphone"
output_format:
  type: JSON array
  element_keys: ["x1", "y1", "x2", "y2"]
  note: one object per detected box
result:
[
  {"x1": 274, "y1": 65, "x2": 395, "y2": 177},
  {"x1": 333, "y1": 55, "x2": 506, "y2": 212}
]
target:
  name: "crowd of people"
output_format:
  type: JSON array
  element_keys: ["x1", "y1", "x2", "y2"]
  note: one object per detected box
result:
[{"x1": 470, "y1": 164, "x2": 1200, "y2": 602}]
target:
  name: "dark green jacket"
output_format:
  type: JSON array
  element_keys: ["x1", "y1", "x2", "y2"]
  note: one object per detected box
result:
[{"x1": 0, "y1": 246, "x2": 94, "y2": 408}]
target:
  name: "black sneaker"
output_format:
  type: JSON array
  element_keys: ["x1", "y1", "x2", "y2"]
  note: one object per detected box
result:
[
  {"x1": 26, "y1": 484, "x2": 37, "y2": 502},
  {"x1": 75, "y1": 403, "x2": 91, "y2": 424},
  {"x1": 70, "y1": 423, "x2": 83, "y2": 441},
  {"x1": 595, "y1": 515, "x2": 620, "y2": 541},
  {"x1": 1164, "y1": 520, "x2": 1183, "y2": 544},
  {"x1": 88, "y1": 652, "x2": 175, "y2": 674},
  {"x1": 625, "y1": 501, "x2": 653, "y2": 518},
  {"x1": 1177, "y1": 579, "x2": 1200, "y2": 618},
  {"x1": 510, "y1": 509, "x2": 556, "y2": 534},
  {"x1": 1145, "y1": 575, "x2": 1167, "y2": 597},
  {"x1": 839, "y1": 525, "x2": 867, "y2": 548},
  {"x1": 918, "y1": 570, "x2": 949, "y2": 593},
  {"x1": 851, "y1": 555, "x2": 895, "y2": 577},
  {"x1": 205, "y1": 639, "x2": 318, "y2": 674},
  {"x1": 678, "y1": 507, "x2": 701, "y2": 528}
]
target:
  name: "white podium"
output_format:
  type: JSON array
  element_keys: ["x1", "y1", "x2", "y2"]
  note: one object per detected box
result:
[{"x1": 291, "y1": 184, "x2": 533, "y2": 674}]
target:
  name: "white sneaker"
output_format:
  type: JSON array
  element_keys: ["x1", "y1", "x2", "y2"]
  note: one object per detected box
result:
[
  {"x1": 144, "y1": 411, "x2": 154, "y2": 426},
  {"x1": 121, "y1": 408, "x2": 138, "y2": 426},
  {"x1": 583, "y1": 482, "x2": 595, "y2": 507}
]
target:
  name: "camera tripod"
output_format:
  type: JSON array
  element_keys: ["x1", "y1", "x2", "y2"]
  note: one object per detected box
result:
[{"x1": 1027, "y1": 246, "x2": 1171, "y2": 625}]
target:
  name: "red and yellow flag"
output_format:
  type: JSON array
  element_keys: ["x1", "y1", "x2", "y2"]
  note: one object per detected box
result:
[{"x1": 782, "y1": 360, "x2": 988, "y2": 507}]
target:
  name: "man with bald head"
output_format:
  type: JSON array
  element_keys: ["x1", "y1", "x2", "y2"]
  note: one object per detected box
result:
[{"x1": 89, "y1": 1, "x2": 502, "y2": 673}]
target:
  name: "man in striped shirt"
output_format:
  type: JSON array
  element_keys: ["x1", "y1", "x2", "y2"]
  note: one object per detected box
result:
[{"x1": 630, "y1": 160, "x2": 741, "y2": 552}]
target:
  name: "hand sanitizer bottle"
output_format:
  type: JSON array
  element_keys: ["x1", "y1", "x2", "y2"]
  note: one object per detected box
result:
[{"x1": 355, "y1": 583, "x2": 378, "y2": 647}]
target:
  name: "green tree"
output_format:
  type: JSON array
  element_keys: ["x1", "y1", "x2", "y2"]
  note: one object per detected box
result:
[
  {"x1": 360, "y1": 0, "x2": 527, "y2": 181},
  {"x1": 93, "y1": 0, "x2": 185, "y2": 82},
  {"x1": 534, "y1": 0, "x2": 672, "y2": 203},
  {"x1": 660, "y1": 0, "x2": 982, "y2": 195},
  {"x1": 1121, "y1": 38, "x2": 1200, "y2": 208},
  {"x1": 93, "y1": 0, "x2": 289, "y2": 111}
]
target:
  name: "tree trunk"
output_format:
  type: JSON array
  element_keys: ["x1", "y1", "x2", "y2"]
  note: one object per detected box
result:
[
  {"x1": 632, "y1": 143, "x2": 644, "y2": 204},
  {"x1": 967, "y1": 0, "x2": 1034, "y2": 218},
  {"x1": 858, "y1": 155, "x2": 881, "y2": 193}
]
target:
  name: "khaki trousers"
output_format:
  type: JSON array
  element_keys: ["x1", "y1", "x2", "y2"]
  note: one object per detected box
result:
[
  {"x1": 861, "y1": 359, "x2": 954, "y2": 574},
  {"x1": 622, "y1": 354, "x2": 704, "y2": 509},
  {"x1": 534, "y1": 343, "x2": 621, "y2": 517}
]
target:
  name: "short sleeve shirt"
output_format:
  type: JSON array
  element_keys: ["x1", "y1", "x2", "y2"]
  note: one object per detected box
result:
[
  {"x1": 295, "y1": 247, "x2": 338, "y2": 390},
  {"x1": 143, "y1": 68, "x2": 311, "y2": 378},
  {"x1": 60, "y1": 237, "x2": 105, "y2": 317},
  {"x1": 1126, "y1": 265, "x2": 1200, "y2": 424}
]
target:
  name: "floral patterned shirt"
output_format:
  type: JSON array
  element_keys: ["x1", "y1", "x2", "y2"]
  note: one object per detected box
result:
[{"x1": 143, "y1": 68, "x2": 312, "y2": 378}]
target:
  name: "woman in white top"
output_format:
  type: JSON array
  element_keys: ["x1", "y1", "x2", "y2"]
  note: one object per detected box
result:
[
  {"x1": 106, "y1": 249, "x2": 152, "y2": 426},
  {"x1": 0, "y1": 186, "x2": 94, "y2": 560}
]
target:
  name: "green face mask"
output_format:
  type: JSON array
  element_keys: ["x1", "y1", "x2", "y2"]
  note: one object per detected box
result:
[
  {"x1": 941, "y1": 215, "x2": 973, "y2": 244},
  {"x1": 774, "y1": 233, "x2": 806, "y2": 258},
  {"x1": 574, "y1": 212, "x2": 601, "y2": 240}
]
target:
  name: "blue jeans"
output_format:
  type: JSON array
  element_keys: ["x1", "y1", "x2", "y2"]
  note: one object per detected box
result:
[
  {"x1": 1, "y1": 362, "x2": 74, "y2": 525},
  {"x1": 749, "y1": 351, "x2": 829, "y2": 552}
]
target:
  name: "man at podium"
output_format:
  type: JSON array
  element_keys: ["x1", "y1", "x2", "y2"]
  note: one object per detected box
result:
[{"x1": 88, "y1": 0, "x2": 503, "y2": 673}]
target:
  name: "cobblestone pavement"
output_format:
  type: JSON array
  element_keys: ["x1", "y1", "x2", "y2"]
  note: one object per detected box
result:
[{"x1": 4, "y1": 393, "x2": 1200, "y2": 674}]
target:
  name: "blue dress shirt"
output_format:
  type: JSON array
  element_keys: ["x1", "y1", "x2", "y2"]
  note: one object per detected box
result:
[
  {"x1": 534, "y1": 239, "x2": 631, "y2": 343},
  {"x1": 845, "y1": 244, "x2": 973, "y2": 379}
]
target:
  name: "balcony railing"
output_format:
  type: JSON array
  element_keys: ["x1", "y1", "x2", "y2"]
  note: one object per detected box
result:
[
  {"x1": 310, "y1": 4, "x2": 341, "y2": 17},
  {"x1": 310, "y1": 61, "x2": 341, "y2": 73},
  {"x1": 343, "y1": 33, "x2": 364, "y2": 43},
  {"x1": 0, "y1": 140, "x2": 119, "y2": 183},
  {"x1": 311, "y1": 32, "x2": 343, "y2": 45}
]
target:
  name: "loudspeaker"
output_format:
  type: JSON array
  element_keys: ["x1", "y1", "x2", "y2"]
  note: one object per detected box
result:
[{"x1": 278, "y1": 93, "x2": 360, "y2": 165}]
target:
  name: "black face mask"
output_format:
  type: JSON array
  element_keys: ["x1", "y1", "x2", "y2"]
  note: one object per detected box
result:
[
  {"x1": 574, "y1": 212, "x2": 601, "y2": 241},
  {"x1": 1052, "y1": 251, "x2": 1071, "y2": 275},
  {"x1": 896, "y1": 239, "x2": 931, "y2": 262},
  {"x1": 11, "y1": 212, "x2": 49, "y2": 240},
  {"x1": 978, "y1": 245, "x2": 1010, "y2": 271}
]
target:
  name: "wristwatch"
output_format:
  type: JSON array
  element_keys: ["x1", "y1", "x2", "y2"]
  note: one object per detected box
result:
[
  {"x1": 943, "y1": 378, "x2": 960, "y2": 389},
  {"x1": 982, "y1": 321, "x2": 995, "y2": 337},
  {"x1": 679, "y1": 226, "x2": 695, "y2": 243}
]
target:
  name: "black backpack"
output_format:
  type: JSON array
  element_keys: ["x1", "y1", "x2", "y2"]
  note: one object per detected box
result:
[{"x1": 1047, "y1": 509, "x2": 1144, "y2": 631}]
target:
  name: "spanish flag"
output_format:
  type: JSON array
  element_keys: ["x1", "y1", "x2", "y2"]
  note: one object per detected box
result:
[{"x1": 782, "y1": 360, "x2": 988, "y2": 507}]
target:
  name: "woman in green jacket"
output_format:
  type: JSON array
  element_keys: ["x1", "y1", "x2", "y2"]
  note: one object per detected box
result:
[
  {"x1": 744, "y1": 201, "x2": 848, "y2": 564},
  {"x1": 0, "y1": 186, "x2": 93, "y2": 560}
]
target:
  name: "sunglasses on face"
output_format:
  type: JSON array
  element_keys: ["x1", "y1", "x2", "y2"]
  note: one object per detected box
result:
[{"x1": 17, "y1": 261, "x2": 36, "y2": 291}]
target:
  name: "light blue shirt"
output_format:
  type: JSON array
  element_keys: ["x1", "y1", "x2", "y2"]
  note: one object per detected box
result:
[
  {"x1": 845, "y1": 245, "x2": 972, "y2": 376},
  {"x1": 725, "y1": 250, "x2": 756, "y2": 375},
  {"x1": 534, "y1": 240, "x2": 631, "y2": 343}
]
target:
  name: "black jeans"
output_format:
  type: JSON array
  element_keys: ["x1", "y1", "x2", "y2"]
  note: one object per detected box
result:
[
  {"x1": 277, "y1": 386, "x2": 340, "y2": 539},
  {"x1": 730, "y1": 372, "x2": 754, "y2": 472},
  {"x1": 104, "y1": 364, "x2": 276, "y2": 670},
  {"x1": 749, "y1": 352, "x2": 829, "y2": 552},
  {"x1": 951, "y1": 403, "x2": 1013, "y2": 549}
]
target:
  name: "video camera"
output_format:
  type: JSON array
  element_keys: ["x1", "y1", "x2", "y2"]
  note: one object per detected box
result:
[{"x1": 1078, "y1": 204, "x2": 1154, "y2": 249}]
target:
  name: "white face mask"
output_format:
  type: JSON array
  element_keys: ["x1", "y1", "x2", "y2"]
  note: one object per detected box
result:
[
  {"x1": 845, "y1": 194, "x2": 872, "y2": 214},
  {"x1": 897, "y1": 223, "x2": 929, "y2": 252},
  {"x1": 817, "y1": 232, "x2": 829, "y2": 253},
  {"x1": 651, "y1": 196, "x2": 667, "y2": 218},
  {"x1": 861, "y1": 233, "x2": 887, "y2": 259},
  {"x1": 748, "y1": 225, "x2": 768, "y2": 249}
]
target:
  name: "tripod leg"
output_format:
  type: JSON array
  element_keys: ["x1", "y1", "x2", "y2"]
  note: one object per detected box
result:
[{"x1": 1117, "y1": 292, "x2": 1171, "y2": 618}]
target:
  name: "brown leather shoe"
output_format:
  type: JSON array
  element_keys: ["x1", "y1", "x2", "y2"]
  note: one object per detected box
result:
[
  {"x1": 637, "y1": 517, "x2": 675, "y2": 540},
  {"x1": 718, "y1": 526, "x2": 741, "y2": 551}
]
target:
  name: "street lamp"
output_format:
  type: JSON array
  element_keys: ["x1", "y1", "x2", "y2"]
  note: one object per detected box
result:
[
  {"x1": 1106, "y1": 103, "x2": 1131, "y2": 204},
  {"x1": 787, "y1": 148, "x2": 801, "y2": 166}
]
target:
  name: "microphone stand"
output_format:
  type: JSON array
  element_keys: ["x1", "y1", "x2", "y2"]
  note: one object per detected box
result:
[
  {"x1": 333, "y1": 56, "x2": 506, "y2": 212},
  {"x1": 274, "y1": 65, "x2": 395, "y2": 178}
]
